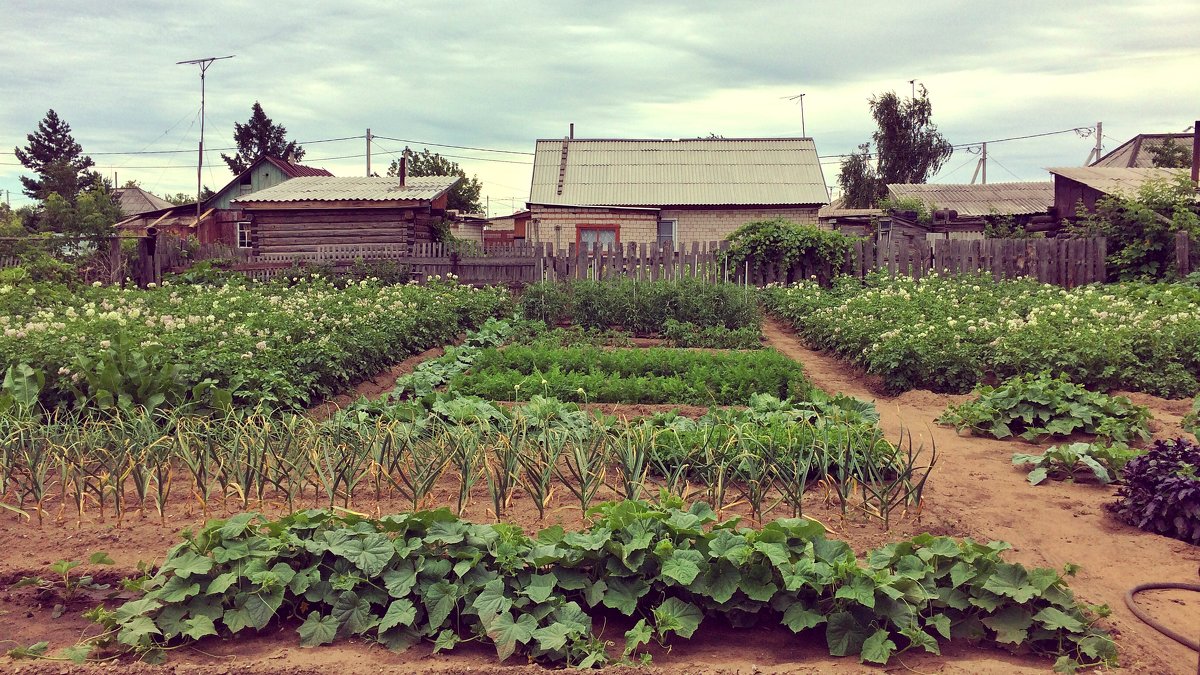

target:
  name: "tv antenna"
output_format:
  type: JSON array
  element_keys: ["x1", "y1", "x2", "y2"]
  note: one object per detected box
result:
[{"x1": 177, "y1": 55, "x2": 235, "y2": 223}]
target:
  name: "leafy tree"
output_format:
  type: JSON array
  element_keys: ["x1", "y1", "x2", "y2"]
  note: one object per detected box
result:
[
  {"x1": 162, "y1": 192, "x2": 195, "y2": 206},
  {"x1": 1147, "y1": 138, "x2": 1193, "y2": 169},
  {"x1": 37, "y1": 185, "x2": 123, "y2": 237},
  {"x1": 387, "y1": 148, "x2": 483, "y2": 213},
  {"x1": 1069, "y1": 173, "x2": 1200, "y2": 280},
  {"x1": 836, "y1": 144, "x2": 882, "y2": 210},
  {"x1": 838, "y1": 86, "x2": 953, "y2": 207},
  {"x1": 220, "y1": 102, "x2": 305, "y2": 174},
  {"x1": 13, "y1": 109, "x2": 100, "y2": 202}
]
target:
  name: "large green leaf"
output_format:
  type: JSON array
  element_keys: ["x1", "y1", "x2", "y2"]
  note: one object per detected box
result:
[
  {"x1": 860, "y1": 628, "x2": 896, "y2": 664},
  {"x1": 653, "y1": 598, "x2": 702, "y2": 639},
  {"x1": 982, "y1": 606, "x2": 1033, "y2": 645},
  {"x1": 781, "y1": 603, "x2": 826, "y2": 633},
  {"x1": 378, "y1": 599, "x2": 417, "y2": 633},
  {"x1": 162, "y1": 550, "x2": 213, "y2": 579},
  {"x1": 486, "y1": 611, "x2": 536, "y2": 661},
  {"x1": 331, "y1": 591, "x2": 376, "y2": 635},
  {"x1": 602, "y1": 577, "x2": 649, "y2": 615},
  {"x1": 825, "y1": 611, "x2": 870, "y2": 657},
  {"x1": 1033, "y1": 607, "x2": 1086, "y2": 632},
  {"x1": 983, "y1": 563, "x2": 1038, "y2": 602},
  {"x1": 298, "y1": 612, "x2": 338, "y2": 647},
  {"x1": 660, "y1": 549, "x2": 703, "y2": 586},
  {"x1": 424, "y1": 581, "x2": 459, "y2": 628},
  {"x1": 335, "y1": 533, "x2": 395, "y2": 577}
]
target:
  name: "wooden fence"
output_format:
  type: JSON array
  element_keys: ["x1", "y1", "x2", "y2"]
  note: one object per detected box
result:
[{"x1": 224, "y1": 236, "x2": 1111, "y2": 288}]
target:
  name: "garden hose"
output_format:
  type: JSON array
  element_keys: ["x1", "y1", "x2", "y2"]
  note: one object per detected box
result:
[{"x1": 1123, "y1": 582, "x2": 1200, "y2": 653}]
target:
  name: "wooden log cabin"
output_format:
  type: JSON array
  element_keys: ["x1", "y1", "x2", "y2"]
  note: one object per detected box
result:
[{"x1": 231, "y1": 174, "x2": 459, "y2": 258}]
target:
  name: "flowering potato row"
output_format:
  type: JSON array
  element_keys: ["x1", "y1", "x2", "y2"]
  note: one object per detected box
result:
[
  {"x1": 763, "y1": 273, "x2": 1200, "y2": 397},
  {"x1": 0, "y1": 276, "x2": 511, "y2": 409}
]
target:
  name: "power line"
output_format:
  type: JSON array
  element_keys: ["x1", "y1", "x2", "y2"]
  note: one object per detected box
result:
[{"x1": 372, "y1": 135, "x2": 533, "y2": 156}]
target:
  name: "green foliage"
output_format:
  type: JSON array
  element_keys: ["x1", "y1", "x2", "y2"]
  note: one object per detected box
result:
[
  {"x1": 763, "y1": 273, "x2": 1200, "y2": 397},
  {"x1": 11, "y1": 551, "x2": 114, "y2": 603},
  {"x1": 1069, "y1": 174, "x2": 1200, "y2": 281},
  {"x1": 661, "y1": 319, "x2": 761, "y2": 349},
  {"x1": 451, "y1": 345, "x2": 812, "y2": 405},
  {"x1": 220, "y1": 102, "x2": 305, "y2": 175},
  {"x1": 389, "y1": 148, "x2": 484, "y2": 214},
  {"x1": 520, "y1": 278, "x2": 759, "y2": 334},
  {"x1": 1183, "y1": 398, "x2": 1199, "y2": 438},
  {"x1": 0, "y1": 277, "x2": 511, "y2": 410},
  {"x1": 838, "y1": 85, "x2": 953, "y2": 207},
  {"x1": 1147, "y1": 137, "x2": 1193, "y2": 169},
  {"x1": 723, "y1": 219, "x2": 858, "y2": 284},
  {"x1": 13, "y1": 108, "x2": 100, "y2": 202},
  {"x1": 81, "y1": 501, "x2": 1114, "y2": 669},
  {"x1": 983, "y1": 213, "x2": 1040, "y2": 239},
  {"x1": 1012, "y1": 442, "x2": 1141, "y2": 485},
  {"x1": 878, "y1": 196, "x2": 933, "y2": 224},
  {"x1": 937, "y1": 374, "x2": 1151, "y2": 444}
]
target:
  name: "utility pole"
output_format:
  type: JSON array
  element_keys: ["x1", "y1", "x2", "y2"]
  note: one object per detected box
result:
[
  {"x1": 971, "y1": 142, "x2": 988, "y2": 184},
  {"x1": 365, "y1": 128, "x2": 372, "y2": 176},
  {"x1": 177, "y1": 55, "x2": 234, "y2": 224},
  {"x1": 1083, "y1": 121, "x2": 1102, "y2": 165},
  {"x1": 909, "y1": 79, "x2": 916, "y2": 99}
]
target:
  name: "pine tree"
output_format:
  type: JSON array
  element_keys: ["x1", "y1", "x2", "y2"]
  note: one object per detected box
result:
[
  {"x1": 220, "y1": 102, "x2": 305, "y2": 174},
  {"x1": 13, "y1": 109, "x2": 100, "y2": 202},
  {"x1": 387, "y1": 147, "x2": 484, "y2": 213}
]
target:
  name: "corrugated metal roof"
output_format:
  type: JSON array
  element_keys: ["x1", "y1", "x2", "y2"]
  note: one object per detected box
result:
[
  {"x1": 232, "y1": 176, "x2": 459, "y2": 204},
  {"x1": 1091, "y1": 133, "x2": 1194, "y2": 168},
  {"x1": 529, "y1": 138, "x2": 829, "y2": 207},
  {"x1": 112, "y1": 187, "x2": 175, "y2": 216},
  {"x1": 1046, "y1": 167, "x2": 1187, "y2": 197},
  {"x1": 817, "y1": 197, "x2": 883, "y2": 219},
  {"x1": 886, "y1": 182, "x2": 1054, "y2": 217},
  {"x1": 266, "y1": 156, "x2": 334, "y2": 178}
]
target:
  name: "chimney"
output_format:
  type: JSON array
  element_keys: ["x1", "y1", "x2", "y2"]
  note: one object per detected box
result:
[
  {"x1": 398, "y1": 156, "x2": 407, "y2": 188},
  {"x1": 1192, "y1": 119, "x2": 1199, "y2": 186},
  {"x1": 569, "y1": 123, "x2": 574, "y2": 139}
]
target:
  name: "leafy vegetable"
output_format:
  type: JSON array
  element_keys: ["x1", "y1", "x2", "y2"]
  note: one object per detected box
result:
[
  {"x1": 1012, "y1": 442, "x2": 1141, "y2": 485},
  {"x1": 1107, "y1": 437, "x2": 1200, "y2": 544}
]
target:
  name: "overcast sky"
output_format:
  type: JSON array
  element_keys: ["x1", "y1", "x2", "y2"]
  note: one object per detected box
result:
[{"x1": 3, "y1": 0, "x2": 1198, "y2": 216}]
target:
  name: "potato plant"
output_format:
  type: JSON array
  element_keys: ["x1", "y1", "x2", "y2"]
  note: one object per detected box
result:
[{"x1": 763, "y1": 273, "x2": 1200, "y2": 397}]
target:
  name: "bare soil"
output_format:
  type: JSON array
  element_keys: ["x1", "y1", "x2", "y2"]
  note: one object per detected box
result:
[{"x1": 1, "y1": 320, "x2": 1197, "y2": 674}]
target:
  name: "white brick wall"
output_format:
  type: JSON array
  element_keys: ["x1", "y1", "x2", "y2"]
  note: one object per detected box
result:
[{"x1": 529, "y1": 205, "x2": 823, "y2": 248}]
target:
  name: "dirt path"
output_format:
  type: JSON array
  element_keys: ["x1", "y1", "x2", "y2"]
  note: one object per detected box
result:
[{"x1": 763, "y1": 318, "x2": 1200, "y2": 674}]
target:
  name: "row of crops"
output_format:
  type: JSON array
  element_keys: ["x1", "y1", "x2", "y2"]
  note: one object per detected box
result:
[
  {"x1": 763, "y1": 272, "x2": 1200, "y2": 397},
  {"x1": 0, "y1": 275, "x2": 1127, "y2": 670}
]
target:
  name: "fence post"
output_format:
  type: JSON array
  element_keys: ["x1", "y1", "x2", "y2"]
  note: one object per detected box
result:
[
  {"x1": 1177, "y1": 230, "x2": 1192, "y2": 277},
  {"x1": 108, "y1": 236, "x2": 121, "y2": 285}
]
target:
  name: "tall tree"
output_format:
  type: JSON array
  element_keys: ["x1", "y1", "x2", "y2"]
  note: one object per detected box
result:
[
  {"x1": 387, "y1": 148, "x2": 484, "y2": 213},
  {"x1": 838, "y1": 86, "x2": 953, "y2": 207},
  {"x1": 220, "y1": 102, "x2": 305, "y2": 174},
  {"x1": 13, "y1": 109, "x2": 100, "y2": 202}
]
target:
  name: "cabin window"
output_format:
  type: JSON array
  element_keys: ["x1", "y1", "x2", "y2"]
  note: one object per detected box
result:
[
  {"x1": 656, "y1": 219, "x2": 677, "y2": 248},
  {"x1": 236, "y1": 221, "x2": 252, "y2": 249}
]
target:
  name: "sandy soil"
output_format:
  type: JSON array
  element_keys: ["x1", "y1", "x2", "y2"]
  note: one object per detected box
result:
[{"x1": 1, "y1": 320, "x2": 1198, "y2": 674}]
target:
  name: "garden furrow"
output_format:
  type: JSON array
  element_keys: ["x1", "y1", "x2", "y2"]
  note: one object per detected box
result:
[{"x1": 763, "y1": 317, "x2": 1200, "y2": 674}]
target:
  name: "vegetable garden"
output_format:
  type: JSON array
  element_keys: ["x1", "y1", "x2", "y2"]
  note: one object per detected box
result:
[{"x1": 1, "y1": 273, "x2": 1197, "y2": 674}]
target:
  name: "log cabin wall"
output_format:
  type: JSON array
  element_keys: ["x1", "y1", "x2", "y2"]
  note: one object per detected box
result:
[{"x1": 249, "y1": 206, "x2": 427, "y2": 257}]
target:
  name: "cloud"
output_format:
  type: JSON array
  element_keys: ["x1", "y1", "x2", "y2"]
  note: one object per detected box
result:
[{"x1": 2, "y1": 0, "x2": 1198, "y2": 212}]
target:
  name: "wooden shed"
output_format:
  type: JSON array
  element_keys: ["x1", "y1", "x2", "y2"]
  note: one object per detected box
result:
[{"x1": 231, "y1": 175, "x2": 459, "y2": 257}]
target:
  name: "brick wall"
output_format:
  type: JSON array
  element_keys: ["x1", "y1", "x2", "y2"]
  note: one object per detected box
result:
[
  {"x1": 530, "y1": 204, "x2": 823, "y2": 248},
  {"x1": 529, "y1": 205, "x2": 659, "y2": 249},
  {"x1": 662, "y1": 207, "x2": 822, "y2": 242}
]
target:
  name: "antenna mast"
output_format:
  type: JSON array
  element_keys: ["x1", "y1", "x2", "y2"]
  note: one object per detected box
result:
[{"x1": 177, "y1": 55, "x2": 235, "y2": 224}]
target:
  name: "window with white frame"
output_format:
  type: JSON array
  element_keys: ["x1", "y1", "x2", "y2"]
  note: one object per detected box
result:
[
  {"x1": 657, "y1": 219, "x2": 677, "y2": 247},
  {"x1": 236, "y1": 221, "x2": 252, "y2": 249}
]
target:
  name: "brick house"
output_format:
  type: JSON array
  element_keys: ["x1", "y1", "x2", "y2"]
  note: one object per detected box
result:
[{"x1": 526, "y1": 138, "x2": 830, "y2": 248}]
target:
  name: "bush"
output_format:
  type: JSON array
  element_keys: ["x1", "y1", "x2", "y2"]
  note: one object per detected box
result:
[
  {"x1": 519, "y1": 279, "x2": 759, "y2": 334},
  {"x1": 937, "y1": 373, "x2": 1152, "y2": 444},
  {"x1": 1012, "y1": 442, "x2": 1140, "y2": 486},
  {"x1": 1107, "y1": 438, "x2": 1200, "y2": 544},
  {"x1": 723, "y1": 219, "x2": 859, "y2": 284}
]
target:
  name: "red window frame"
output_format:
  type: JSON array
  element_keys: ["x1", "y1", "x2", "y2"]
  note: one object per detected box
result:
[{"x1": 574, "y1": 223, "x2": 621, "y2": 247}]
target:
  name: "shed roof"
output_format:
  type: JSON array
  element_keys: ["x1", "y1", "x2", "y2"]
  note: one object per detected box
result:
[
  {"x1": 112, "y1": 187, "x2": 176, "y2": 216},
  {"x1": 232, "y1": 176, "x2": 460, "y2": 204},
  {"x1": 1091, "y1": 133, "x2": 1194, "y2": 168},
  {"x1": 817, "y1": 197, "x2": 883, "y2": 219},
  {"x1": 529, "y1": 138, "x2": 829, "y2": 207},
  {"x1": 1046, "y1": 167, "x2": 1187, "y2": 198},
  {"x1": 885, "y1": 182, "x2": 1053, "y2": 217}
]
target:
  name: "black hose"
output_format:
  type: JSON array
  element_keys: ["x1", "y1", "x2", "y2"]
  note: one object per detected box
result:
[{"x1": 1124, "y1": 582, "x2": 1200, "y2": 652}]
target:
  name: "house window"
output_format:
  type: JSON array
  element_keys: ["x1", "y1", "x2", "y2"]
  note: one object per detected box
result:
[
  {"x1": 576, "y1": 225, "x2": 619, "y2": 248},
  {"x1": 236, "y1": 221, "x2": 252, "y2": 249},
  {"x1": 657, "y1": 219, "x2": 677, "y2": 248}
]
